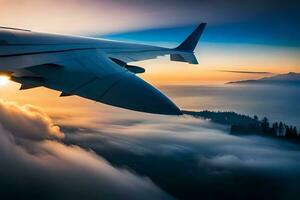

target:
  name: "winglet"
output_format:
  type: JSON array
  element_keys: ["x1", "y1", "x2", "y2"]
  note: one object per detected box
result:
[{"x1": 175, "y1": 23, "x2": 206, "y2": 52}]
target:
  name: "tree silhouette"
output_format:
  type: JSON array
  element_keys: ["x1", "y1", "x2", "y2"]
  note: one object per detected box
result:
[
  {"x1": 293, "y1": 127, "x2": 298, "y2": 134},
  {"x1": 184, "y1": 110, "x2": 300, "y2": 142},
  {"x1": 291, "y1": 126, "x2": 298, "y2": 139},
  {"x1": 278, "y1": 122, "x2": 284, "y2": 136},
  {"x1": 261, "y1": 117, "x2": 270, "y2": 133},
  {"x1": 272, "y1": 122, "x2": 279, "y2": 135},
  {"x1": 285, "y1": 125, "x2": 293, "y2": 138}
]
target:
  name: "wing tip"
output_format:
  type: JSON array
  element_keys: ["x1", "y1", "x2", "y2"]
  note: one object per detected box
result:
[{"x1": 175, "y1": 22, "x2": 207, "y2": 52}]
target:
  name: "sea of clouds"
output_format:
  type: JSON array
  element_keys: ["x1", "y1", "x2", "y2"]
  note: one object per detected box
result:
[{"x1": 0, "y1": 98, "x2": 300, "y2": 200}]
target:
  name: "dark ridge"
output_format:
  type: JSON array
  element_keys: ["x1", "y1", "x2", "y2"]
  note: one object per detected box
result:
[
  {"x1": 183, "y1": 110, "x2": 300, "y2": 142},
  {"x1": 227, "y1": 72, "x2": 300, "y2": 85}
]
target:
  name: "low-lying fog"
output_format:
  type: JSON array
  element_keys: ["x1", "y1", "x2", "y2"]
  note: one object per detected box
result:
[{"x1": 163, "y1": 84, "x2": 300, "y2": 128}]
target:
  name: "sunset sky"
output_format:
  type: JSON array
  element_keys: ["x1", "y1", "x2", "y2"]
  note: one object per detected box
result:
[{"x1": 0, "y1": 0, "x2": 299, "y2": 85}]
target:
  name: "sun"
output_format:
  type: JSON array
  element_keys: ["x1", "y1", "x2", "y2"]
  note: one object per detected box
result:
[{"x1": 0, "y1": 75, "x2": 10, "y2": 86}]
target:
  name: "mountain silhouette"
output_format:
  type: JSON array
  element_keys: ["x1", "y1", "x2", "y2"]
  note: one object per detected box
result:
[{"x1": 227, "y1": 72, "x2": 300, "y2": 85}]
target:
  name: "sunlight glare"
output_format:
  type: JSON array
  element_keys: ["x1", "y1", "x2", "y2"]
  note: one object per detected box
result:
[{"x1": 0, "y1": 75, "x2": 10, "y2": 86}]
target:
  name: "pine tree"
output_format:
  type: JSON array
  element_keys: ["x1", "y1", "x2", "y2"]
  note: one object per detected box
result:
[
  {"x1": 293, "y1": 127, "x2": 298, "y2": 135},
  {"x1": 278, "y1": 122, "x2": 284, "y2": 136},
  {"x1": 261, "y1": 117, "x2": 270, "y2": 134},
  {"x1": 291, "y1": 126, "x2": 298, "y2": 139},
  {"x1": 285, "y1": 125, "x2": 292, "y2": 138},
  {"x1": 272, "y1": 122, "x2": 279, "y2": 136}
]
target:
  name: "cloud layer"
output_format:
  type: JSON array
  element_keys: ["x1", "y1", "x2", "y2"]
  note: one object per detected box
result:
[
  {"x1": 0, "y1": 99, "x2": 63, "y2": 140},
  {"x1": 1, "y1": 95, "x2": 300, "y2": 199},
  {"x1": 62, "y1": 110, "x2": 300, "y2": 199},
  {"x1": 0, "y1": 99, "x2": 173, "y2": 200}
]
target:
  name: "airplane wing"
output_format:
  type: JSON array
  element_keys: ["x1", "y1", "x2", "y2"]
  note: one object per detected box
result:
[{"x1": 0, "y1": 23, "x2": 206, "y2": 115}]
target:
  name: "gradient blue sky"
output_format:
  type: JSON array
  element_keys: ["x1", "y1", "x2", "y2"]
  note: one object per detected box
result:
[
  {"x1": 98, "y1": 0, "x2": 299, "y2": 47},
  {"x1": 1, "y1": 0, "x2": 299, "y2": 46}
]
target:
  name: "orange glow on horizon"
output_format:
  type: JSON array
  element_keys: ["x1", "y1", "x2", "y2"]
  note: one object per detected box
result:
[
  {"x1": 136, "y1": 43, "x2": 300, "y2": 85},
  {"x1": 140, "y1": 66, "x2": 300, "y2": 85}
]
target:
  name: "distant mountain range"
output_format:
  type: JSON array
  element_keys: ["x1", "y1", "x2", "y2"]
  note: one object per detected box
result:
[{"x1": 227, "y1": 72, "x2": 300, "y2": 85}]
